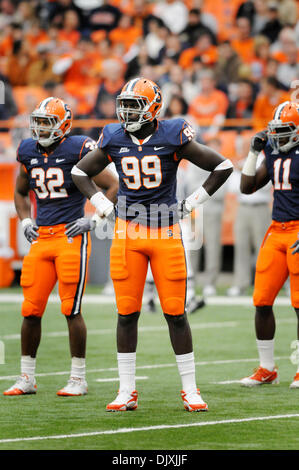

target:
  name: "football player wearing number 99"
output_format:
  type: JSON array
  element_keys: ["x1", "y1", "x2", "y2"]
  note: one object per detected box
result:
[
  {"x1": 72, "y1": 78, "x2": 233, "y2": 412},
  {"x1": 240, "y1": 101, "x2": 299, "y2": 389},
  {"x1": 3, "y1": 97, "x2": 119, "y2": 397}
]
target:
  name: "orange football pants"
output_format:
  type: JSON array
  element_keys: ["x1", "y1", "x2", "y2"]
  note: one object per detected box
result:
[
  {"x1": 110, "y1": 218, "x2": 187, "y2": 315},
  {"x1": 20, "y1": 224, "x2": 91, "y2": 317},
  {"x1": 253, "y1": 220, "x2": 299, "y2": 308}
]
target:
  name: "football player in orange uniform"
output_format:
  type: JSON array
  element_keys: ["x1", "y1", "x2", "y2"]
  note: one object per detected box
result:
[
  {"x1": 240, "y1": 101, "x2": 299, "y2": 388},
  {"x1": 72, "y1": 78, "x2": 233, "y2": 411},
  {"x1": 4, "y1": 98, "x2": 118, "y2": 397}
]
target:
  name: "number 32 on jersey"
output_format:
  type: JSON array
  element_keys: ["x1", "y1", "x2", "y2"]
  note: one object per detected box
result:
[
  {"x1": 31, "y1": 167, "x2": 68, "y2": 199},
  {"x1": 121, "y1": 155, "x2": 162, "y2": 190}
]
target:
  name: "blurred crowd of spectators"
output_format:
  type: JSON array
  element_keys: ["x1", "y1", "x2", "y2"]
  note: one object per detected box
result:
[{"x1": 0, "y1": 0, "x2": 298, "y2": 153}]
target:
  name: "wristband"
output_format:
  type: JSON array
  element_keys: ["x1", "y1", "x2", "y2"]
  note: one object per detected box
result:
[
  {"x1": 242, "y1": 150, "x2": 259, "y2": 176},
  {"x1": 71, "y1": 165, "x2": 88, "y2": 177},
  {"x1": 21, "y1": 218, "x2": 33, "y2": 228},
  {"x1": 90, "y1": 191, "x2": 114, "y2": 216},
  {"x1": 186, "y1": 186, "x2": 211, "y2": 209},
  {"x1": 214, "y1": 158, "x2": 233, "y2": 171}
]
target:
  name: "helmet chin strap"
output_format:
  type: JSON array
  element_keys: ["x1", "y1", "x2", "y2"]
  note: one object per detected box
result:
[
  {"x1": 126, "y1": 122, "x2": 142, "y2": 132},
  {"x1": 38, "y1": 138, "x2": 53, "y2": 147}
]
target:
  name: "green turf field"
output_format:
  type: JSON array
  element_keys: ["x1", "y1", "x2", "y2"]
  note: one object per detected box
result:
[{"x1": 0, "y1": 295, "x2": 299, "y2": 451}]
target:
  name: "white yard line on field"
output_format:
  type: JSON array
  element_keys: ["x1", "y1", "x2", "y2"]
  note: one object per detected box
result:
[
  {"x1": 0, "y1": 294, "x2": 292, "y2": 306},
  {"x1": 0, "y1": 316, "x2": 295, "y2": 341},
  {"x1": 0, "y1": 356, "x2": 290, "y2": 381},
  {"x1": 0, "y1": 414, "x2": 299, "y2": 444},
  {"x1": 0, "y1": 321, "x2": 238, "y2": 341}
]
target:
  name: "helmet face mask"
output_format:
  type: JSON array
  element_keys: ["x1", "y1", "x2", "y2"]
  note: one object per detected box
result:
[
  {"x1": 268, "y1": 101, "x2": 299, "y2": 153},
  {"x1": 268, "y1": 120, "x2": 299, "y2": 153},
  {"x1": 30, "y1": 97, "x2": 72, "y2": 147},
  {"x1": 30, "y1": 113, "x2": 64, "y2": 147},
  {"x1": 116, "y1": 96, "x2": 149, "y2": 132},
  {"x1": 116, "y1": 78, "x2": 163, "y2": 133}
]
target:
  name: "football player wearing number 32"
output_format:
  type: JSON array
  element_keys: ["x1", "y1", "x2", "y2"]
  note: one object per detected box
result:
[
  {"x1": 72, "y1": 78, "x2": 233, "y2": 412},
  {"x1": 240, "y1": 101, "x2": 299, "y2": 389},
  {"x1": 4, "y1": 97, "x2": 119, "y2": 397}
]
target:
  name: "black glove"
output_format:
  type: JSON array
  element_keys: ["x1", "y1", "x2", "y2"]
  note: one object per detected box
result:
[
  {"x1": 250, "y1": 131, "x2": 268, "y2": 153},
  {"x1": 177, "y1": 200, "x2": 192, "y2": 219},
  {"x1": 22, "y1": 219, "x2": 39, "y2": 243},
  {"x1": 65, "y1": 217, "x2": 96, "y2": 238},
  {"x1": 291, "y1": 239, "x2": 299, "y2": 255}
]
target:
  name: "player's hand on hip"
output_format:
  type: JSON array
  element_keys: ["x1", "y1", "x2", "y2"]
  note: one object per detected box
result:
[
  {"x1": 65, "y1": 217, "x2": 96, "y2": 237},
  {"x1": 250, "y1": 130, "x2": 268, "y2": 153},
  {"x1": 177, "y1": 200, "x2": 192, "y2": 219},
  {"x1": 291, "y1": 240, "x2": 299, "y2": 255},
  {"x1": 22, "y1": 218, "x2": 39, "y2": 243}
]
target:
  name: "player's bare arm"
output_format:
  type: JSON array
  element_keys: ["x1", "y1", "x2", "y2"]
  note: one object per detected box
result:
[
  {"x1": 14, "y1": 164, "x2": 31, "y2": 220},
  {"x1": 66, "y1": 158, "x2": 119, "y2": 238},
  {"x1": 14, "y1": 164, "x2": 39, "y2": 243},
  {"x1": 72, "y1": 147, "x2": 110, "y2": 198},
  {"x1": 92, "y1": 166, "x2": 119, "y2": 204},
  {"x1": 71, "y1": 147, "x2": 117, "y2": 223},
  {"x1": 240, "y1": 130, "x2": 270, "y2": 194},
  {"x1": 178, "y1": 139, "x2": 234, "y2": 194}
]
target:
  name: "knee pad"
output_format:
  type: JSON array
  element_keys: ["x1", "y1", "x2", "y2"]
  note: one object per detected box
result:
[
  {"x1": 21, "y1": 299, "x2": 45, "y2": 318},
  {"x1": 253, "y1": 291, "x2": 274, "y2": 307},
  {"x1": 164, "y1": 311, "x2": 186, "y2": 325},
  {"x1": 162, "y1": 297, "x2": 185, "y2": 316},
  {"x1": 117, "y1": 296, "x2": 140, "y2": 315}
]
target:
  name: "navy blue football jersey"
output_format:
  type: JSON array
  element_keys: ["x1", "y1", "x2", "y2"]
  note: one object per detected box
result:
[
  {"x1": 17, "y1": 135, "x2": 96, "y2": 226},
  {"x1": 264, "y1": 142, "x2": 299, "y2": 222},
  {"x1": 97, "y1": 118, "x2": 195, "y2": 226}
]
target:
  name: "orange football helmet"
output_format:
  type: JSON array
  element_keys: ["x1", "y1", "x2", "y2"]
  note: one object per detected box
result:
[
  {"x1": 30, "y1": 97, "x2": 73, "y2": 147},
  {"x1": 268, "y1": 101, "x2": 299, "y2": 153},
  {"x1": 116, "y1": 77, "x2": 163, "y2": 132}
]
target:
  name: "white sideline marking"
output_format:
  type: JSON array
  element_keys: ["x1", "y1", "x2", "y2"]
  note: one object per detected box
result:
[
  {"x1": 0, "y1": 356, "x2": 290, "y2": 381},
  {"x1": 95, "y1": 376, "x2": 148, "y2": 383},
  {"x1": 0, "y1": 414, "x2": 299, "y2": 444},
  {"x1": 1, "y1": 318, "x2": 295, "y2": 341},
  {"x1": 0, "y1": 321, "x2": 238, "y2": 341},
  {"x1": 0, "y1": 294, "x2": 292, "y2": 306}
]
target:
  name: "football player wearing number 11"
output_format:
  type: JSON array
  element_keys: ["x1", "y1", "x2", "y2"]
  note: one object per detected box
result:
[
  {"x1": 4, "y1": 98, "x2": 119, "y2": 397},
  {"x1": 72, "y1": 78, "x2": 233, "y2": 412},
  {"x1": 240, "y1": 101, "x2": 299, "y2": 389}
]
